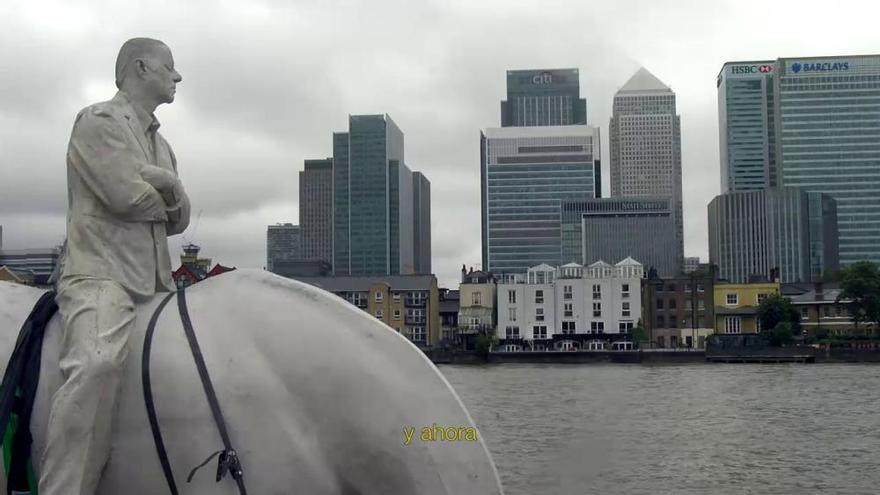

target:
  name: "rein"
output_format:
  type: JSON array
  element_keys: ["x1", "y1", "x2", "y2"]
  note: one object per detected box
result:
[{"x1": 142, "y1": 288, "x2": 248, "y2": 494}]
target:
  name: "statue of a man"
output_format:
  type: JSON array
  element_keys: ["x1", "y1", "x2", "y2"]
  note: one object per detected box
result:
[{"x1": 40, "y1": 38, "x2": 190, "y2": 495}]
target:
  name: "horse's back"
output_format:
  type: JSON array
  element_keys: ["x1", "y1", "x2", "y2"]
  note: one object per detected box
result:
[{"x1": 0, "y1": 271, "x2": 503, "y2": 494}]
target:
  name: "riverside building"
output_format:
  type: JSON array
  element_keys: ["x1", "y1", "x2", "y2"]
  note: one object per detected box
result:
[{"x1": 495, "y1": 258, "x2": 644, "y2": 352}]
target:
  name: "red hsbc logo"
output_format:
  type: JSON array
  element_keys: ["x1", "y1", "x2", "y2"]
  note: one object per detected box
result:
[
  {"x1": 730, "y1": 64, "x2": 774, "y2": 75},
  {"x1": 758, "y1": 65, "x2": 773, "y2": 73}
]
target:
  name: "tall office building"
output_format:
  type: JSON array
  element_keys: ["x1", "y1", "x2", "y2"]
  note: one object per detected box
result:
[
  {"x1": 501, "y1": 69, "x2": 587, "y2": 127},
  {"x1": 708, "y1": 188, "x2": 838, "y2": 283},
  {"x1": 717, "y1": 54, "x2": 880, "y2": 265},
  {"x1": 717, "y1": 61, "x2": 777, "y2": 193},
  {"x1": 266, "y1": 223, "x2": 300, "y2": 274},
  {"x1": 299, "y1": 158, "x2": 333, "y2": 263},
  {"x1": 331, "y1": 114, "x2": 428, "y2": 276},
  {"x1": 412, "y1": 171, "x2": 432, "y2": 274},
  {"x1": 573, "y1": 197, "x2": 679, "y2": 277},
  {"x1": 609, "y1": 68, "x2": 684, "y2": 273},
  {"x1": 481, "y1": 125, "x2": 601, "y2": 274}
]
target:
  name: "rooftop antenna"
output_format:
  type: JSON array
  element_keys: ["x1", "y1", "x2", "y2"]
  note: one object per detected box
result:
[{"x1": 182, "y1": 209, "x2": 203, "y2": 246}]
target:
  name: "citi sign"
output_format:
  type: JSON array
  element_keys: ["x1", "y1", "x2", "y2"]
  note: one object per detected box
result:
[
  {"x1": 532, "y1": 72, "x2": 554, "y2": 85},
  {"x1": 790, "y1": 61, "x2": 850, "y2": 73},
  {"x1": 730, "y1": 64, "x2": 774, "y2": 75}
]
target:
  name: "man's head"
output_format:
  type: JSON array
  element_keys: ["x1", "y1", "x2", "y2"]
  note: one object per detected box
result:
[{"x1": 115, "y1": 38, "x2": 182, "y2": 106}]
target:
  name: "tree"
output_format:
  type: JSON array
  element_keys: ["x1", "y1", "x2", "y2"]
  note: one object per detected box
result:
[
  {"x1": 767, "y1": 322, "x2": 795, "y2": 346},
  {"x1": 837, "y1": 261, "x2": 880, "y2": 335},
  {"x1": 631, "y1": 318, "x2": 648, "y2": 348},
  {"x1": 757, "y1": 293, "x2": 801, "y2": 335}
]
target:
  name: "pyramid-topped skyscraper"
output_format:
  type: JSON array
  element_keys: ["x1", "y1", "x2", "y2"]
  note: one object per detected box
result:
[{"x1": 609, "y1": 67, "x2": 683, "y2": 274}]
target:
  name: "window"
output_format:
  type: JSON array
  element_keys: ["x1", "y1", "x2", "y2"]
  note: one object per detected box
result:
[
  {"x1": 757, "y1": 293, "x2": 768, "y2": 305},
  {"x1": 564, "y1": 285, "x2": 573, "y2": 300},
  {"x1": 410, "y1": 327, "x2": 425, "y2": 343},
  {"x1": 622, "y1": 302, "x2": 630, "y2": 317},
  {"x1": 375, "y1": 309, "x2": 383, "y2": 319},
  {"x1": 684, "y1": 283, "x2": 691, "y2": 292},
  {"x1": 697, "y1": 284, "x2": 705, "y2": 293},
  {"x1": 590, "y1": 321, "x2": 605, "y2": 333},
  {"x1": 592, "y1": 284, "x2": 601, "y2": 299},
  {"x1": 656, "y1": 299, "x2": 664, "y2": 310},
  {"x1": 535, "y1": 290, "x2": 544, "y2": 304},
  {"x1": 684, "y1": 300, "x2": 693, "y2": 311},
  {"x1": 352, "y1": 293, "x2": 366, "y2": 307},
  {"x1": 657, "y1": 315, "x2": 665, "y2": 328},
  {"x1": 506, "y1": 326, "x2": 520, "y2": 338},
  {"x1": 835, "y1": 305, "x2": 843, "y2": 317},
  {"x1": 593, "y1": 302, "x2": 601, "y2": 317},
  {"x1": 801, "y1": 307, "x2": 809, "y2": 319},
  {"x1": 724, "y1": 316, "x2": 742, "y2": 334},
  {"x1": 698, "y1": 300, "x2": 705, "y2": 311},
  {"x1": 393, "y1": 309, "x2": 401, "y2": 320},
  {"x1": 619, "y1": 321, "x2": 634, "y2": 332},
  {"x1": 375, "y1": 291, "x2": 383, "y2": 302},
  {"x1": 726, "y1": 293, "x2": 738, "y2": 305},
  {"x1": 564, "y1": 303, "x2": 573, "y2": 318},
  {"x1": 509, "y1": 307, "x2": 517, "y2": 322},
  {"x1": 508, "y1": 290, "x2": 517, "y2": 304},
  {"x1": 823, "y1": 306, "x2": 831, "y2": 318},
  {"x1": 472, "y1": 292, "x2": 482, "y2": 306},
  {"x1": 669, "y1": 298, "x2": 677, "y2": 310},
  {"x1": 536, "y1": 308, "x2": 544, "y2": 321},
  {"x1": 562, "y1": 321, "x2": 576, "y2": 334},
  {"x1": 392, "y1": 292, "x2": 401, "y2": 302},
  {"x1": 533, "y1": 326, "x2": 547, "y2": 339}
]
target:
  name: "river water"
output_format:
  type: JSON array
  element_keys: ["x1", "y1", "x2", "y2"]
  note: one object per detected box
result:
[{"x1": 440, "y1": 363, "x2": 880, "y2": 495}]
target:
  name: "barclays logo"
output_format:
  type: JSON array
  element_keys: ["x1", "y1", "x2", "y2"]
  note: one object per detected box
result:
[{"x1": 790, "y1": 61, "x2": 850, "y2": 74}]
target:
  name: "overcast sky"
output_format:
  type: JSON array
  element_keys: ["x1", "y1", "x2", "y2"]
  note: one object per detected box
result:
[{"x1": 1, "y1": 0, "x2": 878, "y2": 288}]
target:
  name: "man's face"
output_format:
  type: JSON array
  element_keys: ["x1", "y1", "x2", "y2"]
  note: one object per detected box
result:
[{"x1": 142, "y1": 46, "x2": 182, "y2": 104}]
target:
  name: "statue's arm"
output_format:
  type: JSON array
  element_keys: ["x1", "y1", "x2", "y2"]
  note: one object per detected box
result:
[
  {"x1": 163, "y1": 145, "x2": 191, "y2": 236},
  {"x1": 68, "y1": 109, "x2": 168, "y2": 222}
]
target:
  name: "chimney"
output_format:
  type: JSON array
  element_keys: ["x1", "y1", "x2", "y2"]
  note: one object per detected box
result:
[
  {"x1": 814, "y1": 281, "x2": 824, "y2": 302},
  {"x1": 461, "y1": 264, "x2": 467, "y2": 283}
]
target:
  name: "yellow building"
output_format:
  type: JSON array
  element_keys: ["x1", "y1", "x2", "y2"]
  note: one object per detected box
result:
[
  {"x1": 457, "y1": 269, "x2": 497, "y2": 331},
  {"x1": 295, "y1": 275, "x2": 441, "y2": 348},
  {"x1": 714, "y1": 282, "x2": 780, "y2": 334}
]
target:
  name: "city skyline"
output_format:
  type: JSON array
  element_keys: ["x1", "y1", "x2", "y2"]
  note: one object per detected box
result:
[{"x1": 2, "y1": 1, "x2": 880, "y2": 288}]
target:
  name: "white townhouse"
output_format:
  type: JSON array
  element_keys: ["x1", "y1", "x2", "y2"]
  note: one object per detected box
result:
[{"x1": 496, "y1": 258, "x2": 644, "y2": 352}]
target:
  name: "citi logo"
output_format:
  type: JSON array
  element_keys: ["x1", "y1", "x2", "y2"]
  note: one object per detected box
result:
[{"x1": 532, "y1": 72, "x2": 553, "y2": 85}]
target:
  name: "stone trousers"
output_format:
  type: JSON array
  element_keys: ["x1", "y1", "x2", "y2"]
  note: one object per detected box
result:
[{"x1": 39, "y1": 276, "x2": 143, "y2": 495}]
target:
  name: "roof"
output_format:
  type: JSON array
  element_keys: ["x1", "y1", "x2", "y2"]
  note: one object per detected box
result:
[
  {"x1": 561, "y1": 262, "x2": 583, "y2": 269},
  {"x1": 615, "y1": 256, "x2": 643, "y2": 267},
  {"x1": 588, "y1": 260, "x2": 612, "y2": 269},
  {"x1": 483, "y1": 125, "x2": 598, "y2": 139},
  {"x1": 789, "y1": 288, "x2": 848, "y2": 304},
  {"x1": 618, "y1": 67, "x2": 671, "y2": 94},
  {"x1": 293, "y1": 274, "x2": 436, "y2": 292},
  {"x1": 528, "y1": 263, "x2": 556, "y2": 272}
]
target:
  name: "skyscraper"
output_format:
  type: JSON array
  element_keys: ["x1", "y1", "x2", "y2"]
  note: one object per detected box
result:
[
  {"x1": 609, "y1": 68, "x2": 684, "y2": 273},
  {"x1": 501, "y1": 69, "x2": 587, "y2": 127},
  {"x1": 299, "y1": 158, "x2": 333, "y2": 263},
  {"x1": 331, "y1": 114, "x2": 427, "y2": 276},
  {"x1": 717, "y1": 61, "x2": 777, "y2": 193},
  {"x1": 266, "y1": 223, "x2": 300, "y2": 274},
  {"x1": 481, "y1": 125, "x2": 601, "y2": 274},
  {"x1": 412, "y1": 171, "x2": 432, "y2": 274},
  {"x1": 717, "y1": 54, "x2": 880, "y2": 265},
  {"x1": 708, "y1": 188, "x2": 838, "y2": 283}
]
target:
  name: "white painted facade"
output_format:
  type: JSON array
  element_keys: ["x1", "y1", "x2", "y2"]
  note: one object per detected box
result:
[{"x1": 496, "y1": 258, "x2": 645, "y2": 351}]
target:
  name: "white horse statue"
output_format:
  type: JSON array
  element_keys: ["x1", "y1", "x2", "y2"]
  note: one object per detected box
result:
[{"x1": 0, "y1": 269, "x2": 504, "y2": 494}]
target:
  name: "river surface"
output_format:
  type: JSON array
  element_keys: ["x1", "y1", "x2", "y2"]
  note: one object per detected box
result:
[{"x1": 440, "y1": 363, "x2": 880, "y2": 495}]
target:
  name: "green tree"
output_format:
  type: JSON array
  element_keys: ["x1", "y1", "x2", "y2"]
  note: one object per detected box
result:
[
  {"x1": 768, "y1": 322, "x2": 795, "y2": 346},
  {"x1": 631, "y1": 318, "x2": 648, "y2": 348},
  {"x1": 474, "y1": 333, "x2": 497, "y2": 360},
  {"x1": 757, "y1": 293, "x2": 801, "y2": 335},
  {"x1": 837, "y1": 261, "x2": 880, "y2": 335}
]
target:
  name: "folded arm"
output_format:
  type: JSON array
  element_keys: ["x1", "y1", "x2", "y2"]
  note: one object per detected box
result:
[{"x1": 68, "y1": 108, "x2": 168, "y2": 222}]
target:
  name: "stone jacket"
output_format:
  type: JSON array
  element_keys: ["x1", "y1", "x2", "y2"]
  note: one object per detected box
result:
[{"x1": 58, "y1": 92, "x2": 190, "y2": 296}]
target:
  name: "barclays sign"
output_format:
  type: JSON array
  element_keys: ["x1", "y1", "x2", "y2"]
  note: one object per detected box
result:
[{"x1": 790, "y1": 61, "x2": 850, "y2": 74}]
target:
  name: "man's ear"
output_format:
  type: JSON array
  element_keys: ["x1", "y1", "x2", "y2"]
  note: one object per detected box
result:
[{"x1": 135, "y1": 59, "x2": 148, "y2": 77}]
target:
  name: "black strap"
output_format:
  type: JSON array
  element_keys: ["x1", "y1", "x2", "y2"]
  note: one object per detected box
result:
[
  {"x1": 142, "y1": 288, "x2": 248, "y2": 495},
  {"x1": 175, "y1": 288, "x2": 247, "y2": 493},
  {"x1": 142, "y1": 291, "x2": 178, "y2": 494}
]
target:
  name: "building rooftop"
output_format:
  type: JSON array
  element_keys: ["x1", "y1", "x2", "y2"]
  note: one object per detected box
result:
[
  {"x1": 293, "y1": 274, "x2": 436, "y2": 292},
  {"x1": 483, "y1": 125, "x2": 596, "y2": 139},
  {"x1": 618, "y1": 67, "x2": 671, "y2": 94}
]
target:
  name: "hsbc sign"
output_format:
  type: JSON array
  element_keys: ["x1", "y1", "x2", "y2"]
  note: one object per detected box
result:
[{"x1": 729, "y1": 64, "x2": 774, "y2": 75}]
